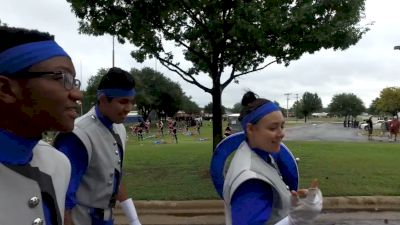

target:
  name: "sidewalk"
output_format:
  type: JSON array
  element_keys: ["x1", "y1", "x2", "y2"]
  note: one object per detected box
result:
[{"x1": 114, "y1": 196, "x2": 400, "y2": 225}]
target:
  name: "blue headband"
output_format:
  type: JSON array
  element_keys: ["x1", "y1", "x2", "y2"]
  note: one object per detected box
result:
[
  {"x1": 97, "y1": 88, "x2": 136, "y2": 99},
  {"x1": 241, "y1": 102, "x2": 280, "y2": 130},
  {"x1": 0, "y1": 40, "x2": 70, "y2": 75}
]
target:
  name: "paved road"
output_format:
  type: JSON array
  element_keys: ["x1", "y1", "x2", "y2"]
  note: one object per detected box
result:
[{"x1": 284, "y1": 122, "x2": 388, "y2": 142}]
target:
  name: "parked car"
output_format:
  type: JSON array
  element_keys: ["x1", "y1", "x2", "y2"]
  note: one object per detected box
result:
[
  {"x1": 359, "y1": 120, "x2": 389, "y2": 131},
  {"x1": 227, "y1": 113, "x2": 242, "y2": 133}
]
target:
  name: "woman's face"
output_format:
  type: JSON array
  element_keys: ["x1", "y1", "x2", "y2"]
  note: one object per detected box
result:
[{"x1": 246, "y1": 111, "x2": 285, "y2": 153}]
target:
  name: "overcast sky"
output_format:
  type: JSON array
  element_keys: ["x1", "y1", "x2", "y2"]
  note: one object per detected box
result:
[{"x1": 1, "y1": 0, "x2": 400, "y2": 109}]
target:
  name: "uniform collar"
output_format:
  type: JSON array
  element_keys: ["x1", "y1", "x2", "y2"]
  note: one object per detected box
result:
[
  {"x1": 251, "y1": 146, "x2": 272, "y2": 164},
  {"x1": 95, "y1": 105, "x2": 113, "y2": 130},
  {"x1": 0, "y1": 129, "x2": 39, "y2": 165}
]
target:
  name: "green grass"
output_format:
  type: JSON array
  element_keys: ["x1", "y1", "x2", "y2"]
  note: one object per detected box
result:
[
  {"x1": 122, "y1": 121, "x2": 400, "y2": 200},
  {"x1": 285, "y1": 141, "x2": 400, "y2": 197}
]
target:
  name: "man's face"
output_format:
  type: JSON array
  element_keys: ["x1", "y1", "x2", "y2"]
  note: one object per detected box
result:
[
  {"x1": 16, "y1": 56, "x2": 83, "y2": 133},
  {"x1": 100, "y1": 96, "x2": 135, "y2": 124}
]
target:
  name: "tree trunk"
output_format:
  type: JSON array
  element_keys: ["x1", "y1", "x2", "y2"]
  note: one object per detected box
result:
[{"x1": 211, "y1": 82, "x2": 223, "y2": 151}]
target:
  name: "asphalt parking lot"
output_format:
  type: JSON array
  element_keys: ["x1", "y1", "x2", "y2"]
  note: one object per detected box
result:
[{"x1": 284, "y1": 122, "x2": 393, "y2": 142}]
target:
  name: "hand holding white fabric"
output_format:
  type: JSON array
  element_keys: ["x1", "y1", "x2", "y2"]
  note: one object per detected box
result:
[{"x1": 120, "y1": 198, "x2": 142, "y2": 225}]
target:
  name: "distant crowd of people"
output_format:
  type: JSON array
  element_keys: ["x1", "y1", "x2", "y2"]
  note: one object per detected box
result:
[
  {"x1": 129, "y1": 117, "x2": 205, "y2": 144},
  {"x1": 363, "y1": 116, "x2": 400, "y2": 141},
  {"x1": 343, "y1": 119, "x2": 360, "y2": 128}
]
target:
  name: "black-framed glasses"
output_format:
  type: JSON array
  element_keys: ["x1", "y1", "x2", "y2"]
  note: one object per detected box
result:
[{"x1": 12, "y1": 71, "x2": 81, "y2": 90}]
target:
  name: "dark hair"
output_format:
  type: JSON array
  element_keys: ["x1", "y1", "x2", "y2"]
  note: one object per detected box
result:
[
  {"x1": 239, "y1": 91, "x2": 271, "y2": 121},
  {"x1": 97, "y1": 67, "x2": 136, "y2": 103},
  {"x1": 97, "y1": 67, "x2": 136, "y2": 91},
  {"x1": 0, "y1": 26, "x2": 54, "y2": 53}
]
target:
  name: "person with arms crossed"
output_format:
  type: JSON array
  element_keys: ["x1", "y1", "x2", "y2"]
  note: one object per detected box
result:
[
  {"x1": 211, "y1": 91, "x2": 322, "y2": 225},
  {"x1": 0, "y1": 25, "x2": 82, "y2": 225},
  {"x1": 54, "y1": 67, "x2": 141, "y2": 225}
]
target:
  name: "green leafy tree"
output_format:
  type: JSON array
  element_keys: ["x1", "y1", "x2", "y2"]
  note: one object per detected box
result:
[
  {"x1": 292, "y1": 100, "x2": 303, "y2": 119},
  {"x1": 181, "y1": 95, "x2": 201, "y2": 115},
  {"x1": 83, "y1": 68, "x2": 108, "y2": 113},
  {"x1": 203, "y1": 102, "x2": 213, "y2": 114},
  {"x1": 67, "y1": 0, "x2": 369, "y2": 148},
  {"x1": 204, "y1": 102, "x2": 225, "y2": 115},
  {"x1": 298, "y1": 92, "x2": 322, "y2": 122},
  {"x1": 231, "y1": 102, "x2": 242, "y2": 113},
  {"x1": 368, "y1": 97, "x2": 381, "y2": 115},
  {"x1": 328, "y1": 93, "x2": 365, "y2": 121},
  {"x1": 131, "y1": 67, "x2": 184, "y2": 119},
  {"x1": 375, "y1": 87, "x2": 400, "y2": 116}
]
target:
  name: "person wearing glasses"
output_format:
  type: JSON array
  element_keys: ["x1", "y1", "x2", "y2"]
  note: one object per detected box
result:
[
  {"x1": 54, "y1": 68, "x2": 141, "y2": 225},
  {"x1": 211, "y1": 91, "x2": 323, "y2": 225},
  {"x1": 0, "y1": 26, "x2": 82, "y2": 225}
]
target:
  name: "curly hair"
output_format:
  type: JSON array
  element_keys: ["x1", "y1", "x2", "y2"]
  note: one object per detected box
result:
[{"x1": 0, "y1": 26, "x2": 54, "y2": 53}]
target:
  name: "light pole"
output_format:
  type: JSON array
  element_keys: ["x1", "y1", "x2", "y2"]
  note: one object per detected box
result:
[
  {"x1": 112, "y1": 36, "x2": 115, "y2": 67},
  {"x1": 284, "y1": 93, "x2": 291, "y2": 119}
]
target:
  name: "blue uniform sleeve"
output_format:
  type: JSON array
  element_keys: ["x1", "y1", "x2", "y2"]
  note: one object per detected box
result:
[
  {"x1": 231, "y1": 179, "x2": 274, "y2": 225},
  {"x1": 53, "y1": 132, "x2": 88, "y2": 210}
]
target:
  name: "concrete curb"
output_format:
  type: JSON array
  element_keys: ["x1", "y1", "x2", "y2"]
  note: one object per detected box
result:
[{"x1": 114, "y1": 196, "x2": 400, "y2": 225}]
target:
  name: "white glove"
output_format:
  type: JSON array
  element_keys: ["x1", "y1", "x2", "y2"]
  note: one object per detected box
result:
[
  {"x1": 120, "y1": 198, "x2": 142, "y2": 225},
  {"x1": 288, "y1": 187, "x2": 323, "y2": 225}
]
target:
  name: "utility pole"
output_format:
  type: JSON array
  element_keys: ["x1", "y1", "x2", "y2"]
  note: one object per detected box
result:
[
  {"x1": 112, "y1": 36, "x2": 115, "y2": 67},
  {"x1": 284, "y1": 93, "x2": 291, "y2": 119},
  {"x1": 295, "y1": 93, "x2": 299, "y2": 121}
]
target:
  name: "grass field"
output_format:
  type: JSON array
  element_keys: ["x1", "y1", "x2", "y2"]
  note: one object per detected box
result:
[{"x1": 122, "y1": 120, "x2": 400, "y2": 200}]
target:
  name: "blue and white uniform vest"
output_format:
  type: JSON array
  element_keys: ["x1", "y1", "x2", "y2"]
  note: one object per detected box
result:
[
  {"x1": 71, "y1": 107, "x2": 126, "y2": 224},
  {"x1": 223, "y1": 141, "x2": 291, "y2": 225},
  {"x1": 0, "y1": 141, "x2": 70, "y2": 225}
]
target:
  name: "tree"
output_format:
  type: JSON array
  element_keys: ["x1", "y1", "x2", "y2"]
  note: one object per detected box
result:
[
  {"x1": 181, "y1": 95, "x2": 201, "y2": 115},
  {"x1": 298, "y1": 92, "x2": 322, "y2": 122},
  {"x1": 292, "y1": 100, "x2": 303, "y2": 119},
  {"x1": 83, "y1": 68, "x2": 108, "y2": 113},
  {"x1": 368, "y1": 97, "x2": 381, "y2": 115},
  {"x1": 68, "y1": 0, "x2": 369, "y2": 148},
  {"x1": 328, "y1": 93, "x2": 365, "y2": 121},
  {"x1": 131, "y1": 67, "x2": 184, "y2": 119},
  {"x1": 375, "y1": 87, "x2": 400, "y2": 116},
  {"x1": 204, "y1": 102, "x2": 225, "y2": 115},
  {"x1": 231, "y1": 102, "x2": 242, "y2": 113}
]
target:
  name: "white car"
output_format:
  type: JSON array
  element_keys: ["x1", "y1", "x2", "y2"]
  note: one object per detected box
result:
[{"x1": 359, "y1": 120, "x2": 388, "y2": 131}]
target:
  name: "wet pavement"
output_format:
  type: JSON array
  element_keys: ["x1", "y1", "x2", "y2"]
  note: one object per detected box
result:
[{"x1": 284, "y1": 122, "x2": 395, "y2": 142}]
